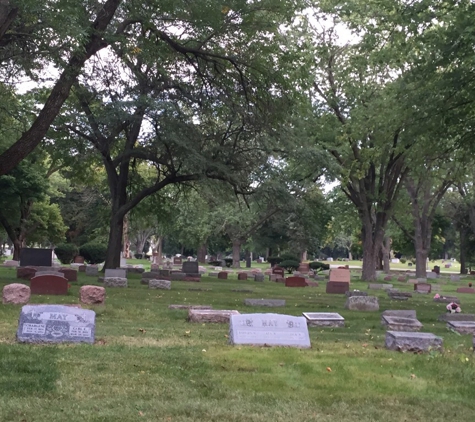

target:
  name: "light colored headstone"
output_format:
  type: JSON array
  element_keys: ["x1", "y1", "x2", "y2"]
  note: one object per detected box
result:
[
  {"x1": 3, "y1": 283, "x2": 30, "y2": 304},
  {"x1": 446, "y1": 321, "x2": 475, "y2": 335},
  {"x1": 229, "y1": 313, "x2": 311, "y2": 348},
  {"x1": 149, "y1": 279, "x2": 171, "y2": 290},
  {"x1": 345, "y1": 290, "x2": 368, "y2": 297},
  {"x1": 385, "y1": 331, "x2": 443, "y2": 352},
  {"x1": 329, "y1": 269, "x2": 350, "y2": 282},
  {"x1": 104, "y1": 277, "x2": 127, "y2": 288},
  {"x1": 4, "y1": 260, "x2": 19, "y2": 267},
  {"x1": 302, "y1": 312, "x2": 344, "y2": 327},
  {"x1": 188, "y1": 309, "x2": 239, "y2": 323},
  {"x1": 345, "y1": 296, "x2": 379, "y2": 311},
  {"x1": 120, "y1": 257, "x2": 127, "y2": 267},
  {"x1": 427, "y1": 272, "x2": 437, "y2": 279},
  {"x1": 85, "y1": 266, "x2": 99, "y2": 276},
  {"x1": 382, "y1": 309, "x2": 417, "y2": 319},
  {"x1": 17, "y1": 304, "x2": 95, "y2": 344},
  {"x1": 105, "y1": 269, "x2": 127, "y2": 278},
  {"x1": 368, "y1": 283, "x2": 393, "y2": 290},
  {"x1": 450, "y1": 274, "x2": 461, "y2": 282},
  {"x1": 244, "y1": 299, "x2": 285, "y2": 307},
  {"x1": 381, "y1": 316, "x2": 422, "y2": 331}
]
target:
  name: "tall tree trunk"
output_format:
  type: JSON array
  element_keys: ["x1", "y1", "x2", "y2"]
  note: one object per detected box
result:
[
  {"x1": 266, "y1": 247, "x2": 270, "y2": 260},
  {"x1": 361, "y1": 216, "x2": 385, "y2": 281},
  {"x1": 197, "y1": 243, "x2": 207, "y2": 263},
  {"x1": 122, "y1": 213, "x2": 130, "y2": 258},
  {"x1": 232, "y1": 239, "x2": 242, "y2": 268},
  {"x1": 382, "y1": 237, "x2": 390, "y2": 274},
  {"x1": 12, "y1": 239, "x2": 21, "y2": 261},
  {"x1": 157, "y1": 236, "x2": 163, "y2": 264},
  {"x1": 460, "y1": 227, "x2": 467, "y2": 274},
  {"x1": 348, "y1": 250, "x2": 353, "y2": 261},
  {"x1": 105, "y1": 214, "x2": 123, "y2": 269}
]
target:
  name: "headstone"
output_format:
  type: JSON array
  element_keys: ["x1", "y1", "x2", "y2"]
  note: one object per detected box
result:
[
  {"x1": 450, "y1": 274, "x2": 461, "y2": 282},
  {"x1": 170, "y1": 272, "x2": 185, "y2": 281},
  {"x1": 417, "y1": 278, "x2": 427, "y2": 283},
  {"x1": 74, "y1": 256, "x2": 85, "y2": 264},
  {"x1": 297, "y1": 263, "x2": 310, "y2": 274},
  {"x1": 326, "y1": 281, "x2": 349, "y2": 294},
  {"x1": 414, "y1": 283, "x2": 431, "y2": 294},
  {"x1": 382, "y1": 310, "x2": 417, "y2": 320},
  {"x1": 78, "y1": 265, "x2": 87, "y2": 273},
  {"x1": 306, "y1": 280, "x2": 319, "y2": 287},
  {"x1": 427, "y1": 272, "x2": 437, "y2": 279},
  {"x1": 327, "y1": 257, "x2": 333, "y2": 261},
  {"x1": 433, "y1": 266, "x2": 440, "y2": 275},
  {"x1": 244, "y1": 299, "x2": 286, "y2": 307},
  {"x1": 381, "y1": 316, "x2": 422, "y2": 331},
  {"x1": 30, "y1": 274, "x2": 69, "y2": 295},
  {"x1": 285, "y1": 276, "x2": 307, "y2": 287},
  {"x1": 368, "y1": 283, "x2": 393, "y2": 290},
  {"x1": 149, "y1": 279, "x2": 171, "y2": 290},
  {"x1": 59, "y1": 268, "x2": 77, "y2": 282},
  {"x1": 168, "y1": 304, "x2": 212, "y2": 310},
  {"x1": 345, "y1": 290, "x2": 368, "y2": 297},
  {"x1": 302, "y1": 312, "x2": 345, "y2": 327},
  {"x1": 345, "y1": 296, "x2": 379, "y2": 311},
  {"x1": 445, "y1": 264, "x2": 451, "y2": 268},
  {"x1": 85, "y1": 266, "x2": 99, "y2": 277},
  {"x1": 17, "y1": 304, "x2": 95, "y2": 344},
  {"x1": 188, "y1": 309, "x2": 239, "y2": 323},
  {"x1": 231, "y1": 289, "x2": 253, "y2": 293},
  {"x1": 79, "y1": 286, "x2": 106, "y2": 305},
  {"x1": 438, "y1": 313, "x2": 475, "y2": 322},
  {"x1": 456, "y1": 287, "x2": 475, "y2": 294},
  {"x1": 19, "y1": 248, "x2": 52, "y2": 267},
  {"x1": 254, "y1": 274, "x2": 265, "y2": 282},
  {"x1": 446, "y1": 321, "x2": 475, "y2": 335},
  {"x1": 173, "y1": 256, "x2": 182, "y2": 265},
  {"x1": 229, "y1": 313, "x2": 311, "y2": 348},
  {"x1": 182, "y1": 261, "x2": 199, "y2": 274},
  {"x1": 272, "y1": 266, "x2": 285, "y2": 278},
  {"x1": 433, "y1": 295, "x2": 459, "y2": 303},
  {"x1": 407, "y1": 279, "x2": 418, "y2": 284},
  {"x1": 3, "y1": 283, "x2": 30, "y2": 304},
  {"x1": 105, "y1": 269, "x2": 127, "y2": 278},
  {"x1": 16, "y1": 267, "x2": 37, "y2": 280},
  {"x1": 238, "y1": 273, "x2": 248, "y2": 281},
  {"x1": 388, "y1": 291, "x2": 412, "y2": 301},
  {"x1": 218, "y1": 272, "x2": 228, "y2": 280},
  {"x1": 329, "y1": 270, "x2": 350, "y2": 282},
  {"x1": 104, "y1": 277, "x2": 127, "y2": 288},
  {"x1": 141, "y1": 271, "x2": 157, "y2": 279},
  {"x1": 397, "y1": 276, "x2": 407, "y2": 282},
  {"x1": 269, "y1": 274, "x2": 284, "y2": 282},
  {"x1": 391, "y1": 258, "x2": 400, "y2": 263},
  {"x1": 4, "y1": 260, "x2": 19, "y2": 267},
  {"x1": 385, "y1": 331, "x2": 443, "y2": 352}
]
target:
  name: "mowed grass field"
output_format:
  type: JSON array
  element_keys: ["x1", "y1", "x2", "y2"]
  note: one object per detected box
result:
[{"x1": 0, "y1": 265, "x2": 475, "y2": 422}]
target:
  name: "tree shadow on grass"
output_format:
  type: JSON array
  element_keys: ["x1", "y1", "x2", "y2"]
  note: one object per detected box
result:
[{"x1": 0, "y1": 344, "x2": 59, "y2": 397}]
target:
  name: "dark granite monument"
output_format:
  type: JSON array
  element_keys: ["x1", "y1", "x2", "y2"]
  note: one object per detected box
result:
[{"x1": 19, "y1": 248, "x2": 53, "y2": 267}]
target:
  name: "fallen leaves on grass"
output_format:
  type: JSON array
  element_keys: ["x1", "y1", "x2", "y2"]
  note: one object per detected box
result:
[
  {"x1": 326, "y1": 367, "x2": 332, "y2": 372},
  {"x1": 138, "y1": 328, "x2": 146, "y2": 333}
]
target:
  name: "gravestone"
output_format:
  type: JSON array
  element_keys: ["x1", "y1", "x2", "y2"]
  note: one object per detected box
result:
[
  {"x1": 17, "y1": 304, "x2": 95, "y2": 344},
  {"x1": 244, "y1": 299, "x2": 286, "y2": 307},
  {"x1": 407, "y1": 279, "x2": 418, "y2": 284},
  {"x1": 446, "y1": 321, "x2": 475, "y2": 335},
  {"x1": 302, "y1": 312, "x2": 345, "y2": 327},
  {"x1": 30, "y1": 274, "x2": 69, "y2": 295},
  {"x1": 16, "y1": 267, "x2": 37, "y2": 280},
  {"x1": 104, "y1": 278, "x2": 127, "y2": 288},
  {"x1": 254, "y1": 274, "x2": 265, "y2": 282},
  {"x1": 182, "y1": 261, "x2": 199, "y2": 274},
  {"x1": 345, "y1": 290, "x2": 368, "y2": 297},
  {"x1": 269, "y1": 274, "x2": 284, "y2": 282},
  {"x1": 237, "y1": 273, "x2": 248, "y2": 281},
  {"x1": 397, "y1": 276, "x2": 407, "y2": 282},
  {"x1": 59, "y1": 268, "x2": 78, "y2": 282},
  {"x1": 285, "y1": 276, "x2": 307, "y2": 287},
  {"x1": 382, "y1": 309, "x2": 417, "y2": 320},
  {"x1": 326, "y1": 268, "x2": 351, "y2": 294},
  {"x1": 229, "y1": 313, "x2": 311, "y2": 348},
  {"x1": 368, "y1": 283, "x2": 393, "y2": 290},
  {"x1": 188, "y1": 309, "x2": 239, "y2": 323},
  {"x1": 297, "y1": 263, "x2": 310, "y2": 274},
  {"x1": 456, "y1": 287, "x2": 475, "y2": 294},
  {"x1": 19, "y1": 248, "x2": 52, "y2": 267},
  {"x1": 85, "y1": 266, "x2": 99, "y2": 277},
  {"x1": 105, "y1": 269, "x2": 127, "y2": 278},
  {"x1": 450, "y1": 274, "x2": 461, "y2": 282},
  {"x1": 168, "y1": 304, "x2": 212, "y2": 310},
  {"x1": 388, "y1": 291, "x2": 412, "y2": 301},
  {"x1": 79, "y1": 286, "x2": 106, "y2": 305},
  {"x1": 433, "y1": 295, "x2": 459, "y2": 303},
  {"x1": 170, "y1": 272, "x2": 185, "y2": 281},
  {"x1": 427, "y1": 272, "x2": 438, "y2": 280},
  {"x1": 218, "y1": 272, "x2": 228, "y2": 280},
  {"x1": 74, "y1": 256, "x2": 85, "y2": 264},
  {"x1": 231, "y1": 289, "x2": 253, "y2": 293},
  {"x1": 438, "y1": 313, "x2": 475, "y2": 322},
  {"x1": 345, "y1": 296, "x2": 379, "y2": 311},
  {"x1": 414, "y1": 283, "x2": 431, "y2": 294},
  {"x1": 78, "y1": 265, "x2": 86, "y2": 273},
  {"x1": 381, "y1": 316, "x2": 422, "y2": 331},
  {"x1": 385, "y1": 331, "x2": 443, "y2": 352},
  {"x1": 173, "y1": 257, "x2": 182, "y2": 265},
  {"x1": 3, "y1": 283, "x2": 30, "y2": 304},
  {"x1": 4, "y1": 260, "x2": 19, "y2": 267},
  {"x1": 149, "y1": 279, "x2": 171, "y2": 290}
]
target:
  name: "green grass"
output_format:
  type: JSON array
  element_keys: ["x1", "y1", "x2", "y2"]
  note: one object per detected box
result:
[{"x1": 1, "y1": 266, "x2": 475, "y2": 421}]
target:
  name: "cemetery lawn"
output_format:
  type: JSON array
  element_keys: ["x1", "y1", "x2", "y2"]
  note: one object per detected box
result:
[{"x1": 1, "y1": 268, "x2": 475, "y2": 422}]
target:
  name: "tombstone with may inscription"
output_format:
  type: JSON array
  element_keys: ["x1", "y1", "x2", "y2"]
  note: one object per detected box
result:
[
  {"x1": 17, "y1": 304, "x2": 95, "y2": 344},
  {"x1": 229, "y1": 313, "x2": 311, "y2": 348}
]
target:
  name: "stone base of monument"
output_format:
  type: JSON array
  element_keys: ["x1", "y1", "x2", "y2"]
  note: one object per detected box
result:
[
  {"x1": 170, "y1": 272, "x2": 185, "y2": 281},
  {"x1": 456, "y1": 287, "x2": 475, "y2": 294},
  {"x1": 285, "y1": 276, "x2": 307, "y2": 287},
  {"x1": 388, "y1": 291, "x2": 412, "y2": 301},
  {"x1": 3, "y1": 283, "x2": 31, "y2": 304},
  {"x1": 385, "y1": 331, "x2": 443, "y2": 352},
  {"x1": 244, "y1": 299, "x2": 285, "y2": 307},
  {"x1": 381, "y1": 316, "x2": 422, "y2": 331},
  {"x1": 188, "y1": 309, "x2": 239, "y2": 323},
  {"x1": 149, "y1": 279, "x2": 171, "y2": 290},
  {"x1": 17, "y1": 304, "x2": 95, "y2": 344},
  {"x1": 79, "y1": 285, "x2": 106, "y2": 305},
  {"x1": 446, "y1": 321, "x2": 475, "y2": 334},
  {"x1": 168, "y1": 304, "x2": 212, "y2": 310},
  {"x1": 368, "y1": 283, "x2": 393, "y2": 290},
  {"x1": 345, "y1": 290, "x2": 368, "y2": 297},
  {"x1": 345, "y1": 296, "x2": 379, "y2": 311},
  {"x1": 302, "y1": 312, "x2": 345, "y2": 327},
  {"x1": 229, "y1": 313, "x2": 311, "y2": 348},
  {"x1": 17, "y1": 267, "x2": 37, "y2": 280},
  {"x1": 104, "y1": 277, "x2": 128, "y2": 287},
  {"x1": 125, "y1": 267, "x2": 145, "y2": 274},
  {"x1": 434, "y1": 295, "x2": 459, "y2": 303},
  {"x1": 254, "y1": 274, "x2": 264, "y2": 282},
  {"x1": 59, "y1": 268, "x2": 77, "y2": 282},
  {"x1": 30, "y1": 274, "x2": 69, "y2": 295},
  {"x1": 326, "y1": 281, "x2": 350, "y2": 294},
  {"x1": 438, "y1": 313, "x2": 475, "y2": 322},
  {"x1": 183, "y1": 275, "x2": 201, "y2": 282}
]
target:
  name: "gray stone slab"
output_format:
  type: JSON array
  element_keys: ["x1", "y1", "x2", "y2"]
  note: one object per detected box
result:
[
  {"x1": 345, "y1": 296, "x2": 379, "y2": 311},
  {"x1": 450, "y1": 274, "x2": 461, "y2": 282},
  {"x1": 17, "y1": 304, "x2": 95, "y2": 344},
  {"x1": 85, "y1": 266, "x2": 99, "y2": 276},
  {"x1": 188, "y1": 309, "x2": 240, "y2": 323},
  {"x1": 302, "y1": 312, "x2": 345, "y2": 327},
  {"x1": 385, "y1": 331, "x2": 443, "y2": 352},
  {"x1": 105, "y1": 269, "x2": 127, "y2": 278},
  {"x1": 168, "y1": 305, "x2": 212, "y2": 310},
  {"x1": 382, "y1": 310, "x2": 417, "y2": 319},
  {"x1": 182, "y1": 261, "x2": 199, "y2": 274},
  {"x1": 446, "y1": 321, "x2": 475, "y2": 335},
  {"x1": 171, "y1": 272, "x2": 185, "y2": 281},
  {"x1": 149, "y1": 279, "x2": 171, "y2": 290},
  {"x1": 368, "y1": 283, "x2": 393, "y2": 290},
  {"x1": 345, "y1": 290, "x2": 368, "y2": 297},
  {"x1": 141, "y1": 272, "x2": 157, "y2": 279},
  {"x1": 244, "y1": 299, "x2": 286, "y2": 307},
  {"x1": 254, "y1": 274, "x2": 265, "y2": 282},
  {"x1": 104, "y1": 277, "x2": 127, "y2": 288},
  {"x1": 381, "y1": 316, "x2": 422, "y2": 331},
  {"x1": 433, "y1": 295, "x2": 459, "y2": 304},
  {"x1": 229, "y1": 313, "x2": 311, "y2": 348},
  {"x1": 388, "y1": 291, "x2": 412, "y2": 301},
  {"x1": 427, "y1": 272, "x2": 438, "y2": 279},
  {"x1": 438, "y1": 313, "x2": 475, "y2": 322},
  {"x1": 231, "y1": 289, "x2": 253, "y2": 293}
]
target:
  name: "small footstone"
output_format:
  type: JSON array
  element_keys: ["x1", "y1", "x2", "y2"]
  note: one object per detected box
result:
[
  {"x1": 433, "y1": 295, "x2": 459, "y2": 304},
  {"x1": 188, "y1": 309, "x2": 239, "y2": 323},
  {"x1": 149, "y1": 279, "x2": 171, "y2": 290},
  {"x1": 382, "y1": 310, "x2": 417, "y2": 320},
  {"x1": 385, "y1": 331, "x2": 443, "y2": 353},
  {"x1": 345, "y1": 296, "x2": 379, "y2": 311},
  {"x1": 254, "y1": 274, "x2": 264, "y2": 282},
  {"x1": 345, "y1": 290, "x2": 368, "y2": 297},
  {"x1": 388, "y1": 291, "x2": 412, "y2": 301},
  {"x1": 438, "y1": 313, "x2": 475, "y2": 322},
  {"x1": 446, "y1": 321, "x2": 475, "y2": 335},
  {"x1": 104, "y1": 277, "x2": 127, "y2": 288},
  {"x1": 302, "y1": 312, "x2": 345, "y2": 327},
  {"x1": 168, "y1": 304, "x2": 212, "y2": 310},
  {"x1": 79, "y1": 285, "x2": 106, "y2": 305},
  {"x1": 3, "y1": 283, "x2": 30, "y2": 304},
  {"x1": 231, "y1": 289, "x2": 253, "y2": 293},
  {"x1": 244, "y1": 299, "x2": 286, "y2": 307},
  {"x1": 381, "y1": 316, "x2": 422, "y2": 332}
]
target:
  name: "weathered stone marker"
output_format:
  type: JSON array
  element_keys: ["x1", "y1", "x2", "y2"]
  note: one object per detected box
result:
[
  {"x1": 3, "y1": 283, "x2": 30, "y2": 304},
  {"x1": 381, "y1": 316, "x2": 422, "y2": 331},
  {"x1": 244, "y1": 299, "x2": 286, "y2": 307},
  {"x1": 168, "y1": 304, "x2": 212, "y2": 310},
  {"x1": 344, "y1": 296, "x2": 379, "y2": 311},
  {"x1": 17, "y1": 304, "x2": 95, "y2": 344},
  {"x1": 302, "y1": 312, "x2": 345, "y2": 327},
  {"x1": 326, "y1": 268, "x2": 350, "y2": 294},
  {"x1": 229, "y1": 313, "x2": 311, "y2": 348},
  {"x1": 149, "y1": 279, "x2": 171, "y2": 290},
  {"x1": 385, "y1": 331, "x2": 443, "y2": 352},
  {"x1": 188, "y1": 309, "x2": 239, "y2": 323},
  {"x1": 446, "y1": 321, "x2": 475, "y2": 335}
]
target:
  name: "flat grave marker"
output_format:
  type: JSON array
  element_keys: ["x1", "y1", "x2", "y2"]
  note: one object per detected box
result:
[
  {"x1": 385, "y1": 331, "x2": 443, "y2": 352},
  {"x1": 302, "y1": 312, "x2": 345, "y2": 327},
  {"x1": 414, "y1": 283, "x2": 432, "y2": 294},
  {"x1": 446, "y1": 321, "x2": 475, "y2": 335},
  {"x1": 85, "y1": 266, "x2": 99, "y2": 276},
  {"x1": 456, "y1": 287, "x2": 475, "y2": 294},
  {"x1": 17, "y1": 304, "x2": 95, "y2": 344},
  {"x1": 229, "y1": 313, "x2": 311, "y2": 348},
  {"x1": 438, "y1": 313, "x2": 475, "y2": 322},
  {"x1": 105, "y1": 269, "x2": 127, "y2": 278},
  {"x1": 345, "y1": 296, "x2": 379, "y2": 311},
  {"x1": 188, "y1": 309, "x2": 239, "y2": 323},
  {"x1": 244, "y1": 298, "x2": 286, "y2": 307},
  {"x1": 381, "y1": 316, "x2": 422, "y2": 331}
]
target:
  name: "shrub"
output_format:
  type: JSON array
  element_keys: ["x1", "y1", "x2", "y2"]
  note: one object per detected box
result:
[
  {"x1": 399, "y1": 258, "x2": 407, "y2": 264},
  {"x1": 224, "y1": 258, "x2": 233, "y2": 267},
  {"x1": 309, "y1": 261, "x2": 330, "y2": 272},
  {"x1": 79, "y1": 242, "x2": 107, "y2": 264},
  {"x1": 279, "y1": 259, "x2": 300, "y2": 274},
  {"x1": 267, "y1": 256, "x2": 283, "y2": 267},
  {"x1": 208, "y1": 260, "x2": 222, "y2": 266},
  {"x1": 54, "y1": 243, "x2": 78, "y2": 264},
  {"x1": 279, "y1": 253, "x2": 300, "y2": 263}
]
